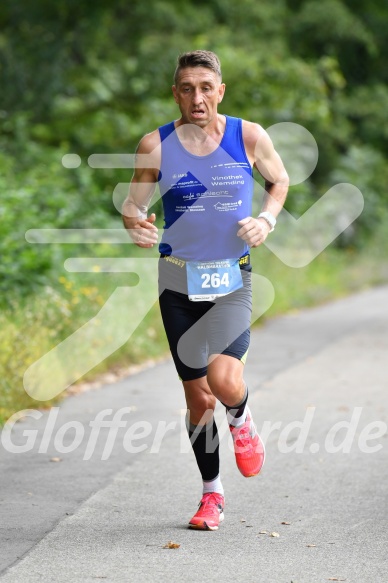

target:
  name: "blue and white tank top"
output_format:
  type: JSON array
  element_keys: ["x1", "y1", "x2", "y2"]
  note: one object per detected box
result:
[{"x1": 158, "y1": 115, "x2": 253, "y2": 261}]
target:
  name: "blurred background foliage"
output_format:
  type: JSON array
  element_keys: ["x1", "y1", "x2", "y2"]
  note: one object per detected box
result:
[{"x1": 0, "y1": 0, "x2": 387, "y2": 421}]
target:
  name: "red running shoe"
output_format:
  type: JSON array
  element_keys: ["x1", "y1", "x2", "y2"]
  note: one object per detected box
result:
[
  {"x1": 230, "y1": 408, "x2": 265, "y2": 477},
  {"x1": 188, "y1": 492, "x2": 225, "y2": 531}
]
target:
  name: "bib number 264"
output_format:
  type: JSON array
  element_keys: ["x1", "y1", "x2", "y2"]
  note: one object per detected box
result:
[
  {"x1": 201, "y1": 272, "x2": 229, "y2": 289},
  {"x1": 187, "y1": 258, "x2": 243, "y2": 301}
]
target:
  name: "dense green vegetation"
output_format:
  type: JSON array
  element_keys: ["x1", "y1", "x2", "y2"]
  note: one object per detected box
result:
[{"x1": 1, "y1": 0, "x2": 387, "y2": 423}]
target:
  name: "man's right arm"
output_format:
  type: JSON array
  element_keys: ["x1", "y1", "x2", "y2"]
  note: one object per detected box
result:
[{"x1": 122, "y1": 131, "x2": 161, "y2": 248}]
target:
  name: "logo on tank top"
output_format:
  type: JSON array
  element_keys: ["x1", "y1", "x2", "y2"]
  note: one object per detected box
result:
[
  {"x1": 169, "y1": 171, "x2": 206, "y2": 200},
  {"x1": 213, "y1": 200, "x2": 243, "y2": 212}
]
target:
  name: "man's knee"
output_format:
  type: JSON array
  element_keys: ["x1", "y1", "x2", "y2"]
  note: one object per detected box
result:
[
  {"x1": 207, "y1": 356, "x2": 245, "y2": 405},
  {"x1": 208, "y1": 374, "x2": 239, "y2": 399},
  {"x1": 183, "y1": 378, "x2": 216, "y2": 423}
]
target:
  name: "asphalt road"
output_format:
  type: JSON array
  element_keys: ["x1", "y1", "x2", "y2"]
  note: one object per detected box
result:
[{"x1": 0, "y1": 286, "x2": 387, "y2": 583}]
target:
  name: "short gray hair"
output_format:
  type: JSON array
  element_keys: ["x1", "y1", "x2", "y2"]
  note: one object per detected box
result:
[{"x1": 174, "y1": 50, "x2": 222, "y2": 85}]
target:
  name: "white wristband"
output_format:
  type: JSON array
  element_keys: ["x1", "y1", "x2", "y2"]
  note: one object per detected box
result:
[{"x1": 258, "y1": 211, "x2": 276, "y2": 232}]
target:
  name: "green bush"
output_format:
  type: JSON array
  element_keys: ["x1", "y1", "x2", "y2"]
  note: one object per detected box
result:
[{"x1": 0, "y1": 147, "x2": 113, "y2": 305}]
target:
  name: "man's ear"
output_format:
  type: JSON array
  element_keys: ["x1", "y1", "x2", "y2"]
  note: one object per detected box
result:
[
  {"x1": 172, "y1": 85, "x2": 179, "y2": 104},
  {"x1": 218, "y1": 83, "x2": 226, "y2": 103}
]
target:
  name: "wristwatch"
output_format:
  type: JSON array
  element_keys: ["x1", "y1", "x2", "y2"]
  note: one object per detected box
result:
[{"x1": 258, "y1": 211, "x2": 276, "y2": 232}]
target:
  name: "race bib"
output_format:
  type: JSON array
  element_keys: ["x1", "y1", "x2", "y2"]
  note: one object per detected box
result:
[{"x1": 187, "y1": 258, "x2": 243, "y2": 302}]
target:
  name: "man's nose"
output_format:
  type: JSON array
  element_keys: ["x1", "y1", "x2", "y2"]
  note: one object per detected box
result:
[{"x1": 192, "y1": 89, "x2": 203, "y2": 104}]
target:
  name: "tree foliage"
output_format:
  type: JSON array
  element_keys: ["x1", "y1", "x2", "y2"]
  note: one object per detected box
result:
[{"x1": 1, "y1": 0, "x2": 387, "y2": 302}]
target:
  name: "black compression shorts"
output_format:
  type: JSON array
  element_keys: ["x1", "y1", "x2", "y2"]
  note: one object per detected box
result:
[{"x1": 158, "y1": 256, "x2": 252, "y2": 381}]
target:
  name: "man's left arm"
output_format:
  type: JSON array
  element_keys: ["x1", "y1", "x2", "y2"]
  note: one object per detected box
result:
[{"x1": 237, "y1": 122, "x2": 289, "y2": 248}]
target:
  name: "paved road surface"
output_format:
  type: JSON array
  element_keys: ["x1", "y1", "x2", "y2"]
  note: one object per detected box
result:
[{"x1": 1, "y1": 286, "x2": 387, "y2": 582}]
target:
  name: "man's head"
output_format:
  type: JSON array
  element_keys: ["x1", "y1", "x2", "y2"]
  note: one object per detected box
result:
[
  {"x1": 172, "y1": 50, "x2": 225, "y2": 127},
  {"x1": 173, "y1": 50, "x2": 222, "y2": 86}
]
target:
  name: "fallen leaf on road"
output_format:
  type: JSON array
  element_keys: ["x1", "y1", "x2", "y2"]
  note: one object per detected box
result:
[
  {"x1": 163, "y1": 541, "x2": 180, "y2": 549},
  {"x1": 258, "y1": 530, "x2": 268, "y2": 534},
  {"x1": 241, "y1": 518, "x2": 246, "y2": 522},
  {"x1": 306, "y1": 544, "x2": 316, "y2": 547},
  {"x1": 50, "y1": 457, "x2": 62, "y2": 462},
  {"x1": 270, "y1": 532, "x2": 280, "y2": 538},
  {"x1": 281, "y1": 521, "x2": 291, "y2": 525}
]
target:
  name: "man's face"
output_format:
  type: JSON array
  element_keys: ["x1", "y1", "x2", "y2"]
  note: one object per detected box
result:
[{"x1": 172, "y1": 67, "x2": 225, "y2": 127}]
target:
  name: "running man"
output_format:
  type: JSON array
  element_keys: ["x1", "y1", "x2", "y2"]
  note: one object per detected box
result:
[{"x1": 122, "y1": 50, "x2": 289, "y2": 530}]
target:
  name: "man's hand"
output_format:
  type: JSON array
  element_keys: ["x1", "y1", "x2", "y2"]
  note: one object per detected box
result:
[
  {"x1": 237, "y1": 216, "x2": 271, "y2": 248},
  {"x1": 130, "y1": 213, "x2": 159, "y2": 248}
]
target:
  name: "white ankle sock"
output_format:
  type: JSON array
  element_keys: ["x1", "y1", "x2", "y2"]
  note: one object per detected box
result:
[
  {"x1": 226, "y1": 385, "x2": 249, "y2": 428},
  {"x1": 202, "y1": 475, "x2": 224, "y2": 496},
  {"x1": 227, "y1": 403, "x2": 248, "y2": 428}
]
